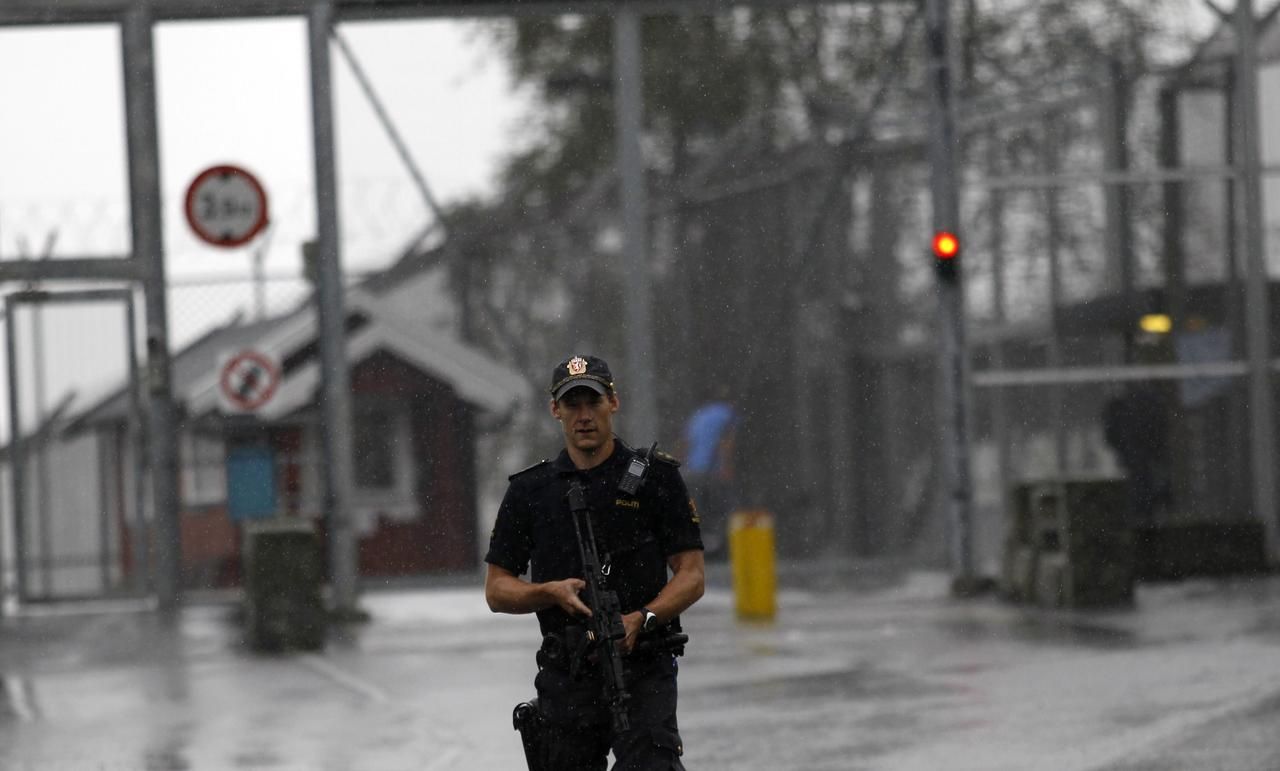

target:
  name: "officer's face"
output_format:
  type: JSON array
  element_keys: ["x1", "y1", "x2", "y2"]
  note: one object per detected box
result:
[{"x1": 551, "y1": 387, "x2": 619, "y2": 454}]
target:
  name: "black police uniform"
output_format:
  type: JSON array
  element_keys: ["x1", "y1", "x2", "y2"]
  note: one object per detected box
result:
[{"x1": 486, "y1": 439, "x2": 703, "y2": 771}]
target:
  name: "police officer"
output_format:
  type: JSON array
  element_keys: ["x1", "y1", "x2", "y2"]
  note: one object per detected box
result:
[{"x1": 485, "y1": 354, "x2": 705, "y2": 770}]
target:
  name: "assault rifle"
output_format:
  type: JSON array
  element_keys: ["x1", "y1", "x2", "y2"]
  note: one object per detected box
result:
[{"x1": 567, "y1": 477, "x2": 632, "y2": 734}]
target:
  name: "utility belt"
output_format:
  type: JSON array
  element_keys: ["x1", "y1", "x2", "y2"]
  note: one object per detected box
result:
[{"x1": 537, "y1": 622, "x2": 688, "y2": 677}]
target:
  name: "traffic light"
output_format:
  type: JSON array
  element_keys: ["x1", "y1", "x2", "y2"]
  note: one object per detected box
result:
[{"x1": 933, "y1": 230, "x2": 960, "y2": 283}]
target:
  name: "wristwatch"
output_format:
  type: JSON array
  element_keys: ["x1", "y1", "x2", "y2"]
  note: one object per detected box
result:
[{"x1": 639, "y1": 607, "x2": 660, "y2": 633}]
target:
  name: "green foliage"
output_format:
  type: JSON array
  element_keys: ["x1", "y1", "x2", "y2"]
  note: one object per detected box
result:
[
  {"x1": 439, "y1": 1, "x2": 1221, "y2": 541},
  {"x1": 962, "y1": 0, "x2": 1203, "y2": 96},
  {"x1": 451, "y1": 1, "x2": 1208, "y2": 393},
  {"x1": 475, "y1": 1, "x2": 1203, "y2": 234},
  {"x1": 485, "y1": 8, "x2": 925, "y2": 208}
]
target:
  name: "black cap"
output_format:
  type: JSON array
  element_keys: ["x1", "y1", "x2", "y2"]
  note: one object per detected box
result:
[{"x1": 549, "y1": 355, "x2": 614, "y2": 400}]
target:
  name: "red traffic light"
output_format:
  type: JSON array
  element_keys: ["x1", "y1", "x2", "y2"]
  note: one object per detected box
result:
[{"x1": 932, "y1": 231, "x2": 960, "y2": 259}]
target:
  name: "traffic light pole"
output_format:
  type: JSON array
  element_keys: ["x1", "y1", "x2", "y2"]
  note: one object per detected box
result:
[{"x1": 925, "y1": 0, "x2": 977, "y2": 592}]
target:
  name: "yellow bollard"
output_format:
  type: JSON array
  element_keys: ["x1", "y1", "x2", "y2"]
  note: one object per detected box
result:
[{"x1": 728, "y1": 509, "x2": 777, "y2": 621}]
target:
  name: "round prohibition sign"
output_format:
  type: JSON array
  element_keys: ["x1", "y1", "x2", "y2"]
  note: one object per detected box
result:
[
  {"x1": 219, "y1": 350, "x2": 281, "y2": 412},
  {"x1": 184, "y1": 164, "x2": 270, "y2": 248}
]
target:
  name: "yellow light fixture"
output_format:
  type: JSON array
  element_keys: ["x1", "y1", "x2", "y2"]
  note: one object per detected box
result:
[{"x1": 1139, "y1": 313, "x2": 1173, "y2": 334}]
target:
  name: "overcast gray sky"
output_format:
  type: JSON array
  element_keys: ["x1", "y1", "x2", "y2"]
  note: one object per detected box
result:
[
  {"x1": 0, "y1": 17, "x2": 529, "y2": 434},
  {"x1": 0, "y1": 17, "x2": 527, "y2": 276}
]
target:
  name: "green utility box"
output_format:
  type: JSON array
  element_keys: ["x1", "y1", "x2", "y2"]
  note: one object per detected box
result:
[
  {"x1": 243, "y1": 518, "x2": 327, "y2": 652},
  {"x1": 1001, "y1": 478, "x2": 1135, "y2": 608}
]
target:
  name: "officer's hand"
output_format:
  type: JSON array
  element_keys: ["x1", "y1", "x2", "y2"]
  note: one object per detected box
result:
[
  {"x1": 620, "y1": 611, "x2": 643, "y2": 654},
  {"x1": 546, "y1": 578, "x2": 592, "y2": 617}
]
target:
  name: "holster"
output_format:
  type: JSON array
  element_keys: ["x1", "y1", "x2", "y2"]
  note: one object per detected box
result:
[
  {"x1": 537, "y1": 626, "x2": 593, "y2": 678},
  {"x1": 512, "y1": 699, "x2": 545, "y2": 771},
  {"x1": 635, "y1": 628, "x2": 689, "y2": 658}
]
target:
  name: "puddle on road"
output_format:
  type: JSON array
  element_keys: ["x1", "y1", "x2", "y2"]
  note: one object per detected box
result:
[
  {"x1": 937, "y1": 614, "x2": 1140, "y2": 650},
  {"x1": 231, "y1": 748, "x2": 285, "y2": 768},
  {"x1": 689, "y1": 663, "x2": 948, "y2": 707}
]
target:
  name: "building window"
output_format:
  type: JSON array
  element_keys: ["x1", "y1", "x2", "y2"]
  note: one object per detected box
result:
[
  {"x1": 311, "y1": 400, "x2": 419, "y2": 531},
  {"x1": 353, "y1": 407, "x2": 396, "y2": 490},
  {"x1": 182, "y1": 432, "x2": 226, "y2": 507}
]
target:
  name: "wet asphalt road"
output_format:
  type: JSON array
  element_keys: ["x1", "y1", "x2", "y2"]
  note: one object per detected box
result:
[{"x1": 2, "y1": 564, "x2": 1280, "y2": 770}]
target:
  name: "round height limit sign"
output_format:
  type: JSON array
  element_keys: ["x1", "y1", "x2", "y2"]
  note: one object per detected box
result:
[{"x1": 185, "y1": 164, "x2": 269, "y2": 247}]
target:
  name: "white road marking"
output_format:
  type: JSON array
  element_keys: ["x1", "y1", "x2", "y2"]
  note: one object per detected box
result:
[
  {"x1": 1073, "y1": 671, "x2": 1280, "y2": 771},
  {"x1": 297, "y1": 654, "x2": 390, "y2": 703},
  {"x1": 3, "y1": 675, "x2": 36, "y2": 722},
  {"x1": 296, "y1": 654, "x2": 474, "y2": 769}
]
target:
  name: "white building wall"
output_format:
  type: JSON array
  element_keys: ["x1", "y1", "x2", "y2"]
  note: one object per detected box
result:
[
  {"x1": 1174, "y1": 55, "x2": 1280, "y2": 278},
  {"x1": 376, "y1": 266, "x2": 459, "y2": 335},
  {"x1": 1177, "y1": 88, "x2": 1231, "y2": 284}
]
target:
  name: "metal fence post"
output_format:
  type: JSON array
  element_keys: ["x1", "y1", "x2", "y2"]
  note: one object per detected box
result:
[
  {"x1": 1234, "y1": 0, "x2": 1279, "y2": 563},
  {"x1": 122, "y1": 6, "x2": 182, "y2": 614},
  {"x1": 4, "y1": 297, "x2": 28, "y2": 610},
  {"x1": 308, "y1": 0, "x2": 360, "y2": 616}
]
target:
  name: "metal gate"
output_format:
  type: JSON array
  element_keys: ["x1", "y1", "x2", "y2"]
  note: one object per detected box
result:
[{"x1": 3, "y1": 288, "x2": 149, "y2": 604}]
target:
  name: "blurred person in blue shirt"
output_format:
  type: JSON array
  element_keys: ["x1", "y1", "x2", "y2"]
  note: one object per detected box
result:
[{"x1": 681, "y1": 392, "x2": 738, "y2": 559}]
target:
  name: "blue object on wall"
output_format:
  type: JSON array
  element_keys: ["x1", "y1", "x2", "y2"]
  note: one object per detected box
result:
[{"x1": 227, "y1": 443, "x2": 277, "y2": 521}]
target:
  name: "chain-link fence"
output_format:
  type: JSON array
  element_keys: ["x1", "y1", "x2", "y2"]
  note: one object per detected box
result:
[{"x1": 0, "y1": 176, "x2": 432, "y2": 345}]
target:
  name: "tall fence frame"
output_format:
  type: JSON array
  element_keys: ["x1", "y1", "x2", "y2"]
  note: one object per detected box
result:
[
  {"x1": 644, "y1": 2, "x2": 1280, "y2": 570},
  {"x1": 0, "y1": 1, "x2": 1273, "y2": 617},
  {"x1": 0, "y1": 0, "x2": 934, "y2": 615}
]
